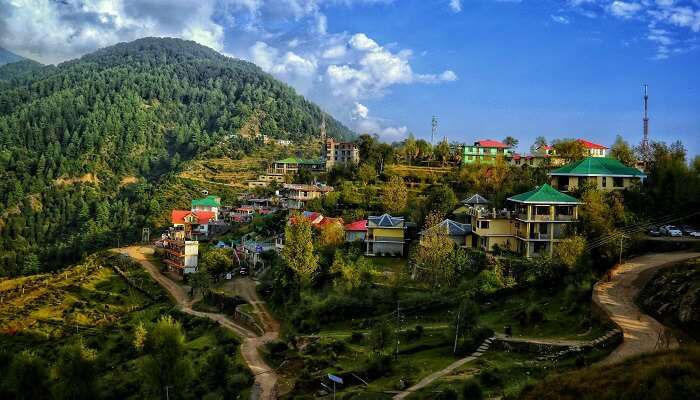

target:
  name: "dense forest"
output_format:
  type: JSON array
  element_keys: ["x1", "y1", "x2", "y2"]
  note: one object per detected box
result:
[{"x1": 0, "y1": 37, "x2": 353, "y2": 276}]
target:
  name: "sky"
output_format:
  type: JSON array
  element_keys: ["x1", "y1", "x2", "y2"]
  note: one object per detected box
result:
[{"x1": 1, "y1": 0, "x2": 699, "y2": 155}]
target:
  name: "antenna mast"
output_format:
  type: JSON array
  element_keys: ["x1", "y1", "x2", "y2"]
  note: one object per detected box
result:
[
  {"x1": 431, "y1": 116, "x2": 438, "y2": 145},
  {"x1": 642, "y1": 84, "x2": 649, "y2": 159}
]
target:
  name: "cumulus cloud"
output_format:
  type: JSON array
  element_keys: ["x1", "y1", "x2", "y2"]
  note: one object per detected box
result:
[
  {"x1": 352, "y1": 102, "x2": 369, "y2": 119},
  {"x1": 609, "y1": 1, "x2": 642, "y2": 18},
  {"x1": 0, "y1": 0, "x2": 226, "y2": 64},
  {"x1": 449, "y1": 0, "x2": 462, "y2": 13}
]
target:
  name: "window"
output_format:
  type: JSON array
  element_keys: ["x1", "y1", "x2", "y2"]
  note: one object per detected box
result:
[
  {"x1": 602, "y1": 177, "x2": 607, "y2": 188},
  {"x1": 480, "y1": 221, "x2": 490, "y2": 229},
  {"x1": 613, "y1": 177, "x2": 624, "y2": 187}
]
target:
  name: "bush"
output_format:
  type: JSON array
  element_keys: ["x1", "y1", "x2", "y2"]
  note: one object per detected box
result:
[
  {"x1": 462, "y1": 378, "x2": 484, "y2": 400},
  {"x1": 362, "y1": 354, "x2": 393, "y2": 379},
  {"x1": 266, "y1": 340, "x2": 288, "y2": 355},
  {"x1": 478, "y1": 368, "x2": 503, "y2": 388},
  {"x1": 350, "y1": 331, "x2": 365, "y2": 343},
  {"x1": 434, "y1": 388, "x2": 458, "y2": 400}
]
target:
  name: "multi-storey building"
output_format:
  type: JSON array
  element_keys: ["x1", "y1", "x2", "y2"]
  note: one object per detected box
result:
[
  {"x1": 576, "y1": 139, "x2": 608, "y2": 157},
  {"x1": 548, "y1": 157, "x2": 647, "y2": 192},
  {"x1": 171, "y1": 210, "x2": 216, "y2": 240},
  {"x1": 465, "y1": 184, "x2": 581, "y2": 257},
  {"x1": 161, "y1": 239, "x2": 199, "y2": 275},
  {"x1": 247, "y1": 173, "x2": 286, "y2": 188},
  {"x1": 282, "y1": 183, "x2": 334, "y2": 209},
  {"x1": 267, "y1": 157, "x2": 325, "y2": 175},
  {"x1": 324, "y1": 138, "x2": 360, "y2": 169},
  {"x1": 462, "y1": 139, "x2": 513, "y2": 165},
  {"x1": 365, "y1": 214, "x2": 406, "y2": 256}
]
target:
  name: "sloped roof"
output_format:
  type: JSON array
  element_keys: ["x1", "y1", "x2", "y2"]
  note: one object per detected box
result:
[
  {"x1": 475, "y1": 139, "x2": 509, "y2": 148},
  {"x1": 549, "y1": 157, "x2": 647, "y2": 178},
  {"x1": 283, "y1": 183, "x2": 334, "y2": 192},
  {"x1": 172, "y1": 210, "x2": 216, "y2": 224},
  {"x1": 462, "y1": 193, "x2": 490, "y2": 205},
  {"x1": 576, "y1": 139, "x2": 608, "y2": 150},
  {"x1": 368, "y1": 213, "x2": 404, "y2": 228},
  {"x1": 421, "y1": 219, "x2": 472, "y2": 236},
  {"x1": 344, "y1": 219, "x2": 368, "y2": 232},
  {"x1": 276, "y1": 157, "x2": 324, "y2": 165},
  {"x1": 192, "y1": 195, "x2": 220, "y2": 207},
  {"x1": 508, "y1": 184, "x2": 581, "y2": 204}
]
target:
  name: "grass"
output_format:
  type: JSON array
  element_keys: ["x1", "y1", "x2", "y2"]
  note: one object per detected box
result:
[{"x1": 0, "y1": 253, "x2": 253, "y2": 399}]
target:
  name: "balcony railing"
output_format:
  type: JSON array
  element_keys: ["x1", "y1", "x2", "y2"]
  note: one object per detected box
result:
[{"x1": 516, "y1": 213, "x2": 576, "y2": 222}]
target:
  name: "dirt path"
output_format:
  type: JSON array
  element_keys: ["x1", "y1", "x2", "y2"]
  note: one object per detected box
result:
[
  {"x1": 114, "y1": 246, "x2": 280, "y2": 399},
  {"x1": 594, "y1": 251, "x2": 700, "y2": 366}
]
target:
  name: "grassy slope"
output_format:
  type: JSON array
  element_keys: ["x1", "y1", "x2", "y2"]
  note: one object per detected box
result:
[
  {"x1": 518, "y1": 346, "x2": 700, "y2": 400},
  {"x1": 0, "y1": 253, "x2": 251, "y2": 399}
]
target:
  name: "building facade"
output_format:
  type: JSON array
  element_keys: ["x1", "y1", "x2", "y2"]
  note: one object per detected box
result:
[
  {"x1": 267, "y1": 157, "x2": 325, "y2": 175},
  {"x1": 171, "y1": 210, "x2": 216, "y2": 240},
  {"x1": 344, "y1": 219, "x2": 368, "y2": 242},
  {"x1": 577, "y1": 139, "x2": 608, "y2": 157},
  {"x1": 282, "y1": 184, "x2": 334, "y2": 209},
  {"x1": 324, "y1": 138, "x2": 360, "y2": 169},
  {"x1": 162, "y1": 239, "x2": 199, "y2": 275},
  {"x1": 365, "y1": 214, "x2": 405, "y2": 256},
  {"x1": 191, "y1": 195, "x2": 221, "y2": 219},
  {"x1": 548, "y1": 157, "x2": 647, "y2": 192},
  {"x1": 462, "y1": 140, "x2": 513, "y2": 165}
]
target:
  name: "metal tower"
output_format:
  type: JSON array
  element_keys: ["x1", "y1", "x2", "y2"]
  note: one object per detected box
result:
[
  {"x1": 642, "y1": 84, "x2": 650, "y2": 158},
  {"x1": 431, "y1": 116, "x2": 438, "y2": 145}
]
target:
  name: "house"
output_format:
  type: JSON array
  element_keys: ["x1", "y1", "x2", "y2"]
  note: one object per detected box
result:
[
  {"x1": 267, "y1": 157, "x2": 325, "y2": 175},
  {"x1": 577, "y1": 139, "x2": 608, "y2": 158},
  {"x1": 464, "y1": 184, "x2": 581, "y2": 257},
  {"x1": 283, "y1": 184, "x2": 334, "y2": 209},
  {"x1": 508, "y1": 184, "x2": 581, "y2": 257},
  {"x1": 419, "y1": 219, "x2": 472, "y2": 246},
  {"x1": 161, "y1": 238, "x2": 199, "y2": 275},
  {"x1": 191, "y1": 195, "x2": 221, "y2": 220},
  {"x1": 290, "y1": 211, "x2": 343, "y2": 229},
  {"x1": 365, "y1": 214, "x2": 405, "y2": 256},
  {"x1": 462, "y1": 193, "x2": 490, "y2": 207},
  {"x1": 462, "y1": 139, "x2": 513, "y2": 165},
  {"x1": 247, "y1": 173, "x2": 286, "y2": 188},
  {"x1": 548, "y1": 157, "x2": 647, "y2": 192},
  {"x1": 171, "y1": 210, "x2": 216, "y2": 240},
  {"x1": 324, "y1": 138, "x2": 360, "y2": 169},
  {"x1": 345, "y1": 219, "x2": 368, "y2": 242}
]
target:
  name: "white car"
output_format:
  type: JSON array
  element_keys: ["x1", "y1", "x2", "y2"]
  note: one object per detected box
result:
[{"x1": 660, "y1": 225, "x2": 683, "y2": 237}]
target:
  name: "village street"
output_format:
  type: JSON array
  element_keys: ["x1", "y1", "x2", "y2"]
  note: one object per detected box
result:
[{"x1": 114, "y1": 246, "x2": 280, "y2": 400}]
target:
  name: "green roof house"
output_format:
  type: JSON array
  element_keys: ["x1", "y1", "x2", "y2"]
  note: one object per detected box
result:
[
  {"x1": 267, "y1": 157, "x2": 325, "y2": 175},
  {"x1": 548, "y1": 157, "x2": 646, "y2": 192},
  {"x1": 191, "y1": 195, "x2": 221, "y2": 219}
]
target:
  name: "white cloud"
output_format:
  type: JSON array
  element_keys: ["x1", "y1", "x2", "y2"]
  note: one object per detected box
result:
[
  {"x1": 352, "y1": 102, "x2": 369, "y2": 119},
  {"x1": 609, "y1": 1, "x2": 642, "y2": 18},
  {"x1": 449, "y1": 0, "x2": 462, "y2": 13},
  {"x1": 0, "y1": 0, "x2": 226, "y2": 64},
  {"x1": 551, "y1": 15, "x2": 570, "y2": 24},
  {"x1": 322, "y1": 44, "x2": 347, "y2": 59}
]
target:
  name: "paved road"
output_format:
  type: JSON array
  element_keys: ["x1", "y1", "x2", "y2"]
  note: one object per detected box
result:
[
  {"x1": 593, "y1": 251, "x2": 700, "y2": 365},
  {"x1": 114, "y1": 246, "x2": 279, "y2": 399}
]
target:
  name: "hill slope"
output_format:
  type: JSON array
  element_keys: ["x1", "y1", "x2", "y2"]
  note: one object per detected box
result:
[
  {"x1": 0, "y1": 47, "x2": 25, "y2": 65},
  {"x1": 0, "y1": 37, "x2": 352, "y2": 275}
]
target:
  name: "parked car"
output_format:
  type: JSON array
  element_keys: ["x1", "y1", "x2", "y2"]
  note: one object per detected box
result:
[
  {"x1": 238, "y1": 267, "x2": 248, "y2": 276},
  {"x1": 680, "y1": 225, "x2": 697, "y2": 236},
  {"x1": 647, "y1": 226, "x2": 661, "y2": 237},
  {"x1": 690, "y1": 231, "x2": 700, "y2": 238},
  {"x1": 660, "y1": 225, "x2": 683, "y2": 237}
]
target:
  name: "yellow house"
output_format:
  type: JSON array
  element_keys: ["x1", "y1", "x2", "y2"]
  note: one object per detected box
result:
[
  {"x1": 549, "y1": 157, "x2": 647, "y2": 192},
  {"x1": 463, "y1": 184, "x2": 581, "y2": 257},
  {"x1": 365, "y1": 214, "x2": 405, "y2": 256}
]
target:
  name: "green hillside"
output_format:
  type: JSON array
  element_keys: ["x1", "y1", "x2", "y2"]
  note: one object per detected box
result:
[
  {"x1": 0, "y1": 37, "x2": 353, "y2": 276},
  {"x1": 0, "y1": 47, "x2": 25, "y2": 65}
]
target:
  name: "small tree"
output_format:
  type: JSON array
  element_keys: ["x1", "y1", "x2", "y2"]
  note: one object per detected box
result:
[
  {"x1": 7, "y1": 351, "x2": 50, "y2": 400},
  {"x1": 357, "y1": 163, "x2": 376, "y2": 185},
  {"x1": 368, "y1": 322, "x2": 393, "y2": 354},
  {"x1": 52, "y1": 342, "x2": 98, "y2": 400},
  {"x1": 189, "y1": 271, "x2": 212, "y2": 297},
  {"x1": 503, "y1": 136, "x2": 519, "y2": 149},
  {"x1": 462, "y1": 378, "x2": 484, "y2": 400},
  {"x1": 318, "y1": 221, "x2": 345, "y2": 250},
  {"x1": 552, "y1": 139, "x2": 587, "y2": 162},
  {"x1": 141, "y1": 316, "x2": 192, "y2": 398},
  {"x1": 199, "y1": 248, "x2": 233, "y2": 279},
  {"x1": 282, "y1": 212, "x2": 319, "y2": 285},
  {"x1": 611, "y1": 135, "x2": 636, "y2": 166},
  {"x1": 554, "y1": 234, "x2": 587, "y2": 270},
  {"x1": 414, "y1": 227, "x2": 456, "y2": 286},
  {"x1": 380, "y1": 175, "x2": 408, "y2": 215}
]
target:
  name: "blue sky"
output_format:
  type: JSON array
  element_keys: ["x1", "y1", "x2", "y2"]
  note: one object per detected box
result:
[{"x1": 1, "y1": 0, "x2": 699, "y2": 155}]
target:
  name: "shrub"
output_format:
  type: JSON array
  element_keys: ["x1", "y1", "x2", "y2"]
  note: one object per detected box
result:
[
  {"x1": 462, "y1": 378, "x2": 484, "y2": 400},
  {"x1": 350, "y1": 331, "x2": 365, "y2": 343},
  {"x1": 362, "y1": 354, "x2": 393, "y2": 379},
  {"x1": 479, "y1": 368, "x2": 503, "y2": 388},
  {"x1": 434, "y1": 388, "x2": 458, "y2": 400},
  {"x1": 266, "y1": 340, "x2": 288, "y2": 355}
]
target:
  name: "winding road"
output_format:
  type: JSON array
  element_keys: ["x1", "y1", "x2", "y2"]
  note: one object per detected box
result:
[
  {"x1": 593, "y1": 251, "x2": 700, "y2": 365},
  {"x1": 114, "y1": 246, "x2": 280, "y2": 399}
]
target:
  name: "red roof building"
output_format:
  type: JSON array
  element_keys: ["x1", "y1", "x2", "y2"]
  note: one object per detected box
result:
[
  {"x1": 172, "y1": 210, "x2": 216, "y2": 225},
  {"x1": 344, "y1": 219, "x2": 368, "y2": 231},
  {"x1": 475, "y1": 139, "x2": 509, "y2": 148},
  {"x1": 576, "y1": 139, "x2": 608, "y2": 150}
]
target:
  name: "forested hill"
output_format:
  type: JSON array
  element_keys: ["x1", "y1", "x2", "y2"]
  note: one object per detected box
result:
[
  {"x1": 0, "y1": 47, "x2": 25, "y2": 65},
  {"x1": 0, "y1": 37, "x2": 352, "y2": 276}
]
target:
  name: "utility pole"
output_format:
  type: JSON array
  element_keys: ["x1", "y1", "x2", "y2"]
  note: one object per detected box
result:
[
  {"x1": 453, "y1": 308, "x2": 461, "y2": 354},
  {"x1": 165, "y1": 385, "x2": 172, "y2": 400},
  {"x1": 619, "y1": 234, "x2": 626, "y2": 266},
  {"x1": 395, "y1": 300, "x2": 400, "y2": 360},
  {"x1": 431, "y1": 116, "x2": 438, "y2": 145}
]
